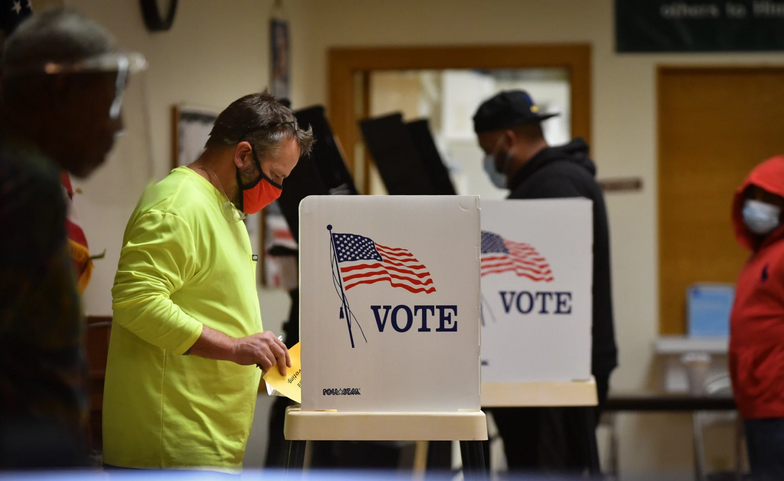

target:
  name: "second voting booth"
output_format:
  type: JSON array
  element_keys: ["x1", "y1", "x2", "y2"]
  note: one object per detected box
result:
[
  {"x1": 479, "y1": 198, "x2": 599, "y2": 473},
  {"x1": 480, "y1": 199, "x2": 593, "y2": 386}
]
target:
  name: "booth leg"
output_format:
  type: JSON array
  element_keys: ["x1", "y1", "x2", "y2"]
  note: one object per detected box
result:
[
  {"x1": 285, "y1": 440, "x2": 307, "y2": 470},
  {"x1": 460, "y1": 440, "x2": 487, "y2": 479},
  {"x1": 584, "y1": 407, "x2": 602, "y2": 477}
]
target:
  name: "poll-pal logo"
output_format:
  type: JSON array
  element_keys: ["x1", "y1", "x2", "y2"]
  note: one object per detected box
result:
[
  {"x1": 481, "y1": 230, "x2": 571, "y2": 322},
  {"x1": 327, "y1": 225, "x2": 457, "y2": 348}
]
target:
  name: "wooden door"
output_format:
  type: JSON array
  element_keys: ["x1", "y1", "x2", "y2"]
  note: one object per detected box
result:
[{"x1": 658, "y1": 67, "x2": 784, "y2": 334}]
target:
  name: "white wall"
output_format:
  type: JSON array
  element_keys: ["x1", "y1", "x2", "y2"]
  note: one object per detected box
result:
[{"x1": 290, "y1": 0, "x2": 784, "y2": 475}]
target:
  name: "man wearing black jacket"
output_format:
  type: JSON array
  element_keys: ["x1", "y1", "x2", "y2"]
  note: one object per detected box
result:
[{"x1": 474, "y1": 90, "x2": 617, "y2": 472}]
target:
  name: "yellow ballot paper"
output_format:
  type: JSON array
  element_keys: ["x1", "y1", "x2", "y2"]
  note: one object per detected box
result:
[{"x1": 263, "y1": 342, "x2": 301, "y2": 403}]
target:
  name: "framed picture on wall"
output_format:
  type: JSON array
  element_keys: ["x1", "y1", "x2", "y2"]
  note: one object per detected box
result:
[{"x1": 171, "y1": 104, "x2": 219, "y2": 169}]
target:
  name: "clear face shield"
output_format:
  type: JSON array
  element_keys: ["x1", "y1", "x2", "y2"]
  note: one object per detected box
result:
[
  {"x1": 33, "y1": 52, "x2": 149, "y2": 122},
  {"x1": 7, "y1": 52, "x2": 155, "y2": 180},
  {"x1": 5, "y1": 51, "x2": 146, "y2": 123}
]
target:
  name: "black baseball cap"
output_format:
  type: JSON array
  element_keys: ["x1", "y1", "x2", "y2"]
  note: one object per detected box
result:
[{"x1": 472, "y1": 90, "x2": 559, "y2": 134}]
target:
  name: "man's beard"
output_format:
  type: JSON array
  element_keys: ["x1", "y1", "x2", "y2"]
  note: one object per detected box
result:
[{"x1": 234, "y1": 162, "x2": 262, "y2": 206}]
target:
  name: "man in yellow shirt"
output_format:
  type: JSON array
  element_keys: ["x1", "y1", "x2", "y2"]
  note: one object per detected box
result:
[{"x1": 103, "y1": 91, "x2": 314, "y2": 469}]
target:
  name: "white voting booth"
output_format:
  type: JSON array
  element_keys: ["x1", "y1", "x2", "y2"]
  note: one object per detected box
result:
[
  {"x1": 480, "y1": 199, "x2": 597, "y2": 406},
  {"x1": 286, "y1": 196, "x2": 487, "y2": 472},
  {"x1": 300, "y1": 195, "x2": 481, "y2": 411}
]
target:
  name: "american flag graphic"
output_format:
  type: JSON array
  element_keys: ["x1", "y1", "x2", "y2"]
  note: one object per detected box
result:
[
  {"x1": 332, "y1": 233, "x2": 436, "y2": 294},
  {"x1": 480, "y1": 231, "x2": 553, "y2": 282}
]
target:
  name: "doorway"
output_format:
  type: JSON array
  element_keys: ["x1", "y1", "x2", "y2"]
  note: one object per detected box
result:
[
  {"x1": 367, "y1": 68, "x2": 572, "y2": 197},
  {"x1": 327, "y1": 44, "x2": 591, "y2": 194}
]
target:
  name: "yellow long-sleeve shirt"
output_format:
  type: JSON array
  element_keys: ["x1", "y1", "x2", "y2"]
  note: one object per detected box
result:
[{"x1": 103, "y1": 166, "x2": 262, "y2": 469}]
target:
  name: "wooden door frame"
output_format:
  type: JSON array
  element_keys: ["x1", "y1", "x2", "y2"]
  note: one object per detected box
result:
[{"x1": 328, "y1": 44, "x2": 592, "y2": 179}]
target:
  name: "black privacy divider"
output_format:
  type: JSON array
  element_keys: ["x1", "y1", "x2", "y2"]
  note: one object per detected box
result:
[
  {"x1": 406, "y1": 118, "x2": 456, "y2": 195},
  {"x1": 295, "y1": 106, "x2": 358, "y2": 195},
  {"x1": 276, "y1": 148, "x2": 329, "y2": 243},
  {"x1": 359, "y1": 113, "x2": 434, "y2": 195},
  {"x1": 277, "y1": 105, "x2": 359, "y2": 241}
]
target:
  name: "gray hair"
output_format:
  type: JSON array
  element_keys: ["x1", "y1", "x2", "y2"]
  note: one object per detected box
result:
[
  {"x1": 207, "y1": 90, "x2": 314, "y2": 160},
  {"x1": 3, "y1": 7, "x2": 116, "y2": 75}
]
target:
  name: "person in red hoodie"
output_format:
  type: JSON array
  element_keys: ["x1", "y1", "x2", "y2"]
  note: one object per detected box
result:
[{"x1": 730, "y1": 155, "x2": 784, "y2": 481}]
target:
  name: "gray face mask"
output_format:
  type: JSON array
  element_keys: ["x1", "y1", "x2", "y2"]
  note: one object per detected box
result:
[
  {"x1": 483, "y1": 154, "x2": 506, "y2": 189},
  {"x1": 482, "y1": 136, "x2": 513, "y2": 189},
  {"x1": 743, "y1": 199, "x2": 781, "y2": 235}
]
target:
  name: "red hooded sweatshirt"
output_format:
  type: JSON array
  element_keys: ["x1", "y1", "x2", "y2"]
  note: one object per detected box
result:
[{"x1": 730, "y1": 155, "x2": 784, "y2": 420}]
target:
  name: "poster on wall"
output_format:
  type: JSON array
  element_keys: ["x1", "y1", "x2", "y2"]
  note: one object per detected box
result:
[
  {"x1": 171, "y1": 105, "x2": 218, "y2": 169},
  {"x1": 262, "y1": 203, "x2": 298, "y2": 289},
  {"x1": 616, "y1": 0, "x2": 784, "y2": 52},
  {"x1": 480, "y1": 199, "x2": 593, "y2": 383},
  {"x1": 270, "y1": 16, "x2": 290, "y2": 99}
]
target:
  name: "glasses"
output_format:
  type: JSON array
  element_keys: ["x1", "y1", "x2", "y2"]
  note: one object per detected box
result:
[{"x1": 200, "y1": 167, "x2": 247, "y2": 223}]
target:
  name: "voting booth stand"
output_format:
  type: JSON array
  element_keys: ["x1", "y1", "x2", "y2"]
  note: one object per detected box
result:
[
  {"x1": 480, "y1": 200, "x2": 600, "y2": 474},
  {"x1": 285, "y1": 196, "x2": 487, "y2": 475}
]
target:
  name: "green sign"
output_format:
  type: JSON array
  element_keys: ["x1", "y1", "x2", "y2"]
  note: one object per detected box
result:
[{"x1": 616, "y1": 0, "x2": 784, "y2": 52}]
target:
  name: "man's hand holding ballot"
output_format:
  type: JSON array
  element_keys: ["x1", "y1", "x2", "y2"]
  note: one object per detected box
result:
[{"x1": 189, "y1": 327, "x2": 291, "y2": 375}]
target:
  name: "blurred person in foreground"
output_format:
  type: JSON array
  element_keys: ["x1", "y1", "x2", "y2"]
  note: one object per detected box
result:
[
  {"x1": 730, "y1": 156, "x2": 784, "y2": 481},
  {"x1": 103, "y1": 91, "x2": 313, "y2": 469},
  {"x1": 0, "y1": 8, "x2": 139, "y2": 467},
  {"x1": 473, "y1": 90, "x2": 617, "y2": 472}
]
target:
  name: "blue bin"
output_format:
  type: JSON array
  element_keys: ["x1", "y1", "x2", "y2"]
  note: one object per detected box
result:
[{"x1": 687, "y1": 284, "x2": 734, "y2": 337}]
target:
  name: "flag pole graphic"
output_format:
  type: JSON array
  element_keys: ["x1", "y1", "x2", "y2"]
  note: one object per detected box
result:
[
  {"x1": 480, "y1": 293, "x2": 496, "y2": 326},
  {"x1": 328, "y1": 225, "x2": 356, "y2": 348}
]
